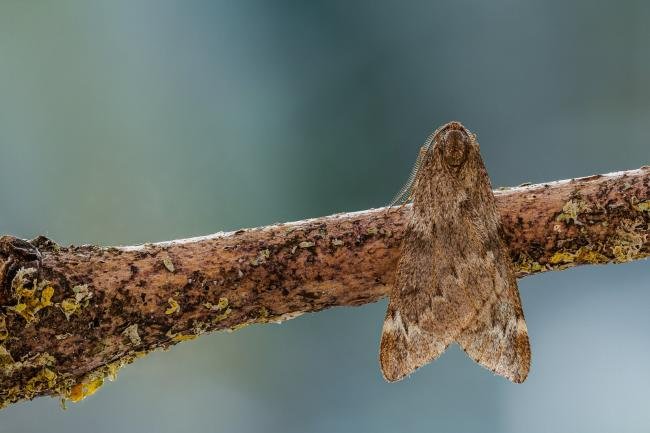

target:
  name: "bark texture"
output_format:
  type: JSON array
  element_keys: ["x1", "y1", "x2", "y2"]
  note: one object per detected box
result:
[{"x1": 0, "y1": 166, "x2": 648, "y2": 408}]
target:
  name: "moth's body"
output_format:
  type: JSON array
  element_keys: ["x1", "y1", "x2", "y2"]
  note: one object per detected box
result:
[{"x1": 380, "y1": 121, "x2": 530, "y2": 383}]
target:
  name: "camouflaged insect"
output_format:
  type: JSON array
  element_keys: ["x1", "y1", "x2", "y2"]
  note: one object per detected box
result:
[{"x1": 380, "y1": 121, "x2": 531, "y2": 383}]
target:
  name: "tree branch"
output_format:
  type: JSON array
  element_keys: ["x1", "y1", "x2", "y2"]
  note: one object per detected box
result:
[{"x1": 0, "y1": 166, "x2": 648, "y2": 408}]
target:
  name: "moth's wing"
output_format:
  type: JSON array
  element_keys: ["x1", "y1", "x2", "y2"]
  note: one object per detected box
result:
[
  {"x1": 379, "y1": 226, "x2": 456, "y2": 382},
  {"x1": 379, "y1": 228, "x2": 530, "y2": 383},
  {"x1": 451, "y1": 161, "x2": 531, "y2": 382},
  {"x1": 455, "y1": 242, "x2": 531, "y2": 383}
]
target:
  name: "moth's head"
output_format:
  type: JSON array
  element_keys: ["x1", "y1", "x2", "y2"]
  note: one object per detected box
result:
[{"x1": 436, "y1": 121, "x2": 475, "y2": 168}]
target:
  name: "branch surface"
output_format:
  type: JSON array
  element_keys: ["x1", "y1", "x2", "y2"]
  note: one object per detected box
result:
[{"x1": 0, "y1": 166, "x2": 648, "y2": 407}]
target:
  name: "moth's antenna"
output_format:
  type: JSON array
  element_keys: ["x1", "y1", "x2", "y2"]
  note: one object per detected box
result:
[{"x1": 387, "y1": 132, "x2": 435, "y2": 208}]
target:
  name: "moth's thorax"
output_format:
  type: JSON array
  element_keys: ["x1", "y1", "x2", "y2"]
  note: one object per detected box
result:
[{"x1": 411, "y1": 122, "x2": 485, "y2": 233}]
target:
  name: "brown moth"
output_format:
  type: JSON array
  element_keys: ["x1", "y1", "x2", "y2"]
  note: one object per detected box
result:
[{"x1": 380, "y1": 121, "x2": 531, "y2": 383}]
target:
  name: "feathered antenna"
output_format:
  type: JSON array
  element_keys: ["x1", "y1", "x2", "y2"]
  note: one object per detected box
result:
[{"x1": 387, "y1": 131, "x2": 436, "y2": 207}]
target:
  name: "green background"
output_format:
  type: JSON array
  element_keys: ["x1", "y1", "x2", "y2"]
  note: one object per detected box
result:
[{"x1": 1, "y1": 1, "x2": 649, "y2": 432}]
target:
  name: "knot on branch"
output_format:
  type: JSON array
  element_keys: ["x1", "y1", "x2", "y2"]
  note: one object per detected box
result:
[{"x1": 0, "y1": 236, "x2": 43, "y2": 301}]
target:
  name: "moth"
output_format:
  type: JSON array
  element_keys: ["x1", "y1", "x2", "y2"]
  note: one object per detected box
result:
[{"x1": 379, "y1": 121, "x2": 531, "y2": 383}]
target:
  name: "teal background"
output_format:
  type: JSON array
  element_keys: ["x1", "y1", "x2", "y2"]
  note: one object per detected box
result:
[{"x1": 1, "y1": 1, "x2": 649, "y2": 432}]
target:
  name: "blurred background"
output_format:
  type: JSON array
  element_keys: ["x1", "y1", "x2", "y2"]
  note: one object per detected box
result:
[{"x1": 1, "y1": 1, "x2": 649, "y2": 432}]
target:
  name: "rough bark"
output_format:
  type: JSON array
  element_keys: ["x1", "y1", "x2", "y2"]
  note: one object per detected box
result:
[{"x1": 0, "y1": 166, "x2": 648, "y2": 408}]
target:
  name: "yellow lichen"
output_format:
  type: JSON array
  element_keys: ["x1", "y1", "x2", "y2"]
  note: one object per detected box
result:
[
  {"x1": 0, "y1": 386, "x2": 21, "y2": 409},
  {"x1": 258, "y1": 306, "x2": 269, "y2": 321},
  {"x1": 207, "y1": 297, "x2": 232, "y2": 322},
  {"x1": 41, "y1": 285, "x2": 54, "y2": 306},
  {"x1": 212, "y1": 308, "x2": 232, "y2": 323},
  {"x1": 204, "y1": 296, "x2": 230, "y2": 321},
  {"x1": 299, "y1": 241, "x2": 314, "y2": 249},
  {"x1": 105, "y1": 362, "x2": 120, "y2": 381},
  {"x1": 7, "y1": 268, "x2": 56, "y2": 322},
  {"x1": 10, "y1": 303, "x2": 27, "y2": 314},
  {"x1": 68, "y1": 377, "x2": 104, "y2": 403},
  {"x1": 0, "y1": 345, "x2": 15, "y2": 369},
  {"x1": 11, "y1": 267, "x2": 37, "y2": 296},
  {"x1": 633, "y1": 200, "x2": 650, "y2": 212},
  {"x1": 192, "y1": 321, "x2": 209, "y2": 336},
  {"x1": 59, "y1": 352, "x2": 144, "y2": 407},
  {"x1": 612, "y1": 219, "x2": 647, "y2": 262},
  {"x1": 574, "y1": 246, "x2": 609, "y2": 264},
  {"x1": 549, "y1": 247, "x2": 610, "y2": 267},
  {"x1": 59, "y1": 285, "x2": 93, "y2": 320},
  {"x1": 556, "y1": 198, "x2": 591, "y2": 225},
  {"x1": 1, "y1": 351, "x2": 56, "y2": 377},
  {"x1": 60, "y1": 298, "x2": 79, "y2": 320},
  {"x1": 549, "y1": 251, "x2": 575, "y2": 265},
  {"x1": 122, "y1": 324, "x2": 141, "y2": 346},
  {"x1": 516, "y1": 256, "x2": 545, "y2": 273},
  {"x1": 162, "y1": 256, "x2": 175, "y2": 273},
  {"x1": 165, "y1": 297, "x2": 180, "y2": 315},
  {"x1": 172, "y1": 334, "x2": 197, "y2": 342},
  {"x1": 38, "y1": 353, "x2": 56, "y2": 365},
  {"x1": 72, "y1": 284, "x2": 92, "y2": 302},
  {"x1": 26, "y1": 368, "x2": 57, "y2": 395},
  {"x1": 216, "y1": 297, "x2": 229, "y2": 310},
  {"x1": 2, "y1": 351, "x2": 141, "y2": 408},
  {"x1": 164, "y1": 328, "x2": 198, "y2": 342}
]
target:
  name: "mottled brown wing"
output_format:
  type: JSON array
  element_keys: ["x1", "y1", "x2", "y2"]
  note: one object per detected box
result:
[
  {"x1": 455, "y1": 269, "x2": 531, "y2": 383},
  {"x1": 379, "y1": 225, "x2": 455, "y2": 382},
  {"x1": 450, "y1": 220, "x2": 530, "y2": 383},
  {"x1": 379, "y1": 121, "x2": 530, "y2": 383}
]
